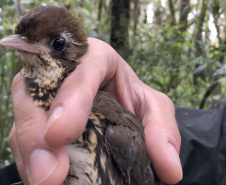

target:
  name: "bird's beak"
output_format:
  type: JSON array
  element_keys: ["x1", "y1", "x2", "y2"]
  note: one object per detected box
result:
[{"x1": 0, "y1": 34, "x2": 40, "y2": 54}]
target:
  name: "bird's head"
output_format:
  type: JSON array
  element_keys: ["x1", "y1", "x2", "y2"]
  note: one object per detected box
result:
[{"x1": 0, "y1": 6, "x2": 88, "y2": 111}]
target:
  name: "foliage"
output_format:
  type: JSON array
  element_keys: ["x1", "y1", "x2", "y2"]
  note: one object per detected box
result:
[
  {"x1": 0, "y1": 0, "x2": 225, "y2": 166},
  {"x1": 0, "y1": 1, "x2": 21, "y2": 167}
]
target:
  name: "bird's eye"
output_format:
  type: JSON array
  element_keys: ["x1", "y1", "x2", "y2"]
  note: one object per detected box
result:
[{"x1": 52, "y1": 37, "x2": 66, "y2": 51}]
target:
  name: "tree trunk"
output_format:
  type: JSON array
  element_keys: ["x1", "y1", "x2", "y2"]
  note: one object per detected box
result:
[
  {"x1": 168, "y1": 0, "x2": 176, "y2": 26},
  {"x1": 132, "y1": 0, "x2": 140, "y2": 38},
  {"x1": 98, "y1": 0, "x2": 104, "y2": 22},
  {"x1": 194, "y1": 0, "x2": 207, "y2": 57},
  {"x1": 110, "y1": 0, "x2": 130, "y2": 61},
  {"x1": 193, "y1": 0, "x2": 207, "y2": 90},
  {"x1": 179, "y1": 0, "x2": 190, "y2": 32}
]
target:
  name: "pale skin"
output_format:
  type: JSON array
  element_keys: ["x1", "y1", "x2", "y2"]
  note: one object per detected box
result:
[{"x1": 9, "y1": 38, "x2": 182, "y2": 185}]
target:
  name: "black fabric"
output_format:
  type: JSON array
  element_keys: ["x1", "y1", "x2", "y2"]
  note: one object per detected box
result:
[
  {"x1": 0, "y1": 163, "x2": 23, "y2": 185},
  {"x1": 175, "y1": 101, "x2": 226, "y2": 185},
  {"x1": 0, "y1": 102, "x2": 226, "y2": 185}
]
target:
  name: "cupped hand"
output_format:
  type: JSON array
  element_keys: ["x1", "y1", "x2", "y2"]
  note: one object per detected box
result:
[{"x1": 9, "y1": 38, "x2": 182, "y2": 185}]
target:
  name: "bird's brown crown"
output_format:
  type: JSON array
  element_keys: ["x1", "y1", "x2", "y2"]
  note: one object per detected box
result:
[
  {"x1": 16, "y1": 6, "x2": 86, "y2": 46},
  {"x1": 15, "y1": 6, "x2": 88, "y2": 111}
]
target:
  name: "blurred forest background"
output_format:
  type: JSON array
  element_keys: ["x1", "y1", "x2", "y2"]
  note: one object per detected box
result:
[{"x1": 0, "y1": 0, "x2": 225, "y2": 167}]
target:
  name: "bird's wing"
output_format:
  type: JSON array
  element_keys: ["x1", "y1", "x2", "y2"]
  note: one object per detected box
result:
[
  {"x1": 93, "y1": 91, "x2": 154, "y2": 185},
  {"x1": 105, "y1": 124, "x2": 154, "y2": 185}
]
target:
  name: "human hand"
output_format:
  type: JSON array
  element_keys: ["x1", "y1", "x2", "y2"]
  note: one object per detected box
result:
[{"x1": 9, "y1": 38, "x2": 182, "y2": 185}]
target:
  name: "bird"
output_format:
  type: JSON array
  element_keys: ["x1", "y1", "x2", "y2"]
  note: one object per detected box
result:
[{"x1": 0, "y1": 6, "x2": 155, "y2": 185}]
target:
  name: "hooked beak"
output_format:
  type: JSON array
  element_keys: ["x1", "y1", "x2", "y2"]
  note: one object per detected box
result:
[{"x1": 0, "y1": 34, "x2": 40, "y2": 54}]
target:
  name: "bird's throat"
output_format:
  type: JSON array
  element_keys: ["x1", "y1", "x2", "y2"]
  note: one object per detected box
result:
[
  {"x1": 20, "y1": 53, "x2": 67, "y2": 111},
  {"x1": 25, "y1": 77, "x2": 57, "y2": 111}
]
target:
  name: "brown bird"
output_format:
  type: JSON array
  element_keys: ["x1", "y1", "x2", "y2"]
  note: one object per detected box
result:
[{"x1": 0, "y1": 6, "x2": 154, "y2": 185}]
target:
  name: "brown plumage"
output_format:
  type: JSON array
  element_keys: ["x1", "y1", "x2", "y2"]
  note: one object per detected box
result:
[{"x1": 0, "y1": 6, "x2": 155, "y2": 185}]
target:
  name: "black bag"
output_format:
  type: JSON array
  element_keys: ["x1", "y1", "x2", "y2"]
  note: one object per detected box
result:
[{"x1": 176, "y1": 101, "x2": 226, "y2": 185}]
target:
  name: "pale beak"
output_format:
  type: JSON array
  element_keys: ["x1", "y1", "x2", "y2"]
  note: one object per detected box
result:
[{"x1": 0, "y1": 34, "x2": 40, "y2": 54}]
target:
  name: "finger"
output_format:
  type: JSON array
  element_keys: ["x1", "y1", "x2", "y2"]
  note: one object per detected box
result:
[
  {"x1": 12, "y1": 73, "x2": 69, "y2": 185},
  {"x1": 142, "y1": 87, "x2": 182, "y2": 184},
  {"x1": 44, "y1": 38, "x2": 118, "y2": 146},
  {"x1": 9, "y1": 122, "x2": 29, "y2": 185}
]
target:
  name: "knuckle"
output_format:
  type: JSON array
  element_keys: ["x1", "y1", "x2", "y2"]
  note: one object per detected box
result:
[
  {"x1": 159, "y1": 92, "x2": 175, "y2": 112},
  {"x1": 17, "y1": 116, "x2": 37, "y2": 135},
  {"x1": 16, "y1": 116, "x2": 41, "y2": 147}
]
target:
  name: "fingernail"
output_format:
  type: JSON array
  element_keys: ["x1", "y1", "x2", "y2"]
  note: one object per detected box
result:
[
  {"x1": 29, "y1": 149, "x2": 58, "y2": 184},
  {"x1": 46, "y1": 106, "x2": 63, "y2": 129},
  {"x1": 168, "y1": 143, "x2": 183, "y2": 180}
]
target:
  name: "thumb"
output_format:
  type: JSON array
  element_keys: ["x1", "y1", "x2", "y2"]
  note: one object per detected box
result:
[
  {"x1": 145, "y1": 124, "x2": 182, "y2": 184},
  {"x1": 143, "y1": 88, "x2": 182, "y2": 184}
]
